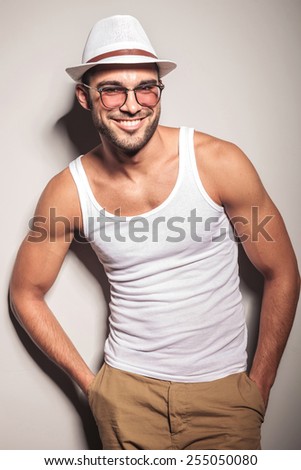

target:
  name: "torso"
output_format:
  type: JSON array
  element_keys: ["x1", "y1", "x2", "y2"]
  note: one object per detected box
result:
[{"x1": 68, "y1": 125, "x2": 247, "y2": 382}]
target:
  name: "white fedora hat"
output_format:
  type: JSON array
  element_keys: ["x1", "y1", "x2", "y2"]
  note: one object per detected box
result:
[{"x1": 66, "y1": 15, "x2": 177, "y2": 82}]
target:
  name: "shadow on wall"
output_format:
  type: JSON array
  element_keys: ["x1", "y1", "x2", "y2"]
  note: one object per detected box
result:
[
  {"x1": 8, "y1": 97, "x2": 108, "y2": 450},
  {"x1": 9, "y1": 236, "x2": 111, "y2": 449},
  {"x1": 238, "y1": 244, "x2": 263, "y2": 367},
  {"x1": 9, "y1": 297, "x2": 103, "y2": 450},
  {"x1": 8, "y1": 94, "x2": 264, "y2": 449},
  {"x1": 8, "y1": 236, "x2": 111, "y2": 449},
  {"x1": 55, "y1": 96, "x2": 100, "y2": 156}
]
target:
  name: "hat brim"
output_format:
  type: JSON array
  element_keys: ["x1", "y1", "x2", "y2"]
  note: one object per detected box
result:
[{"x1": 66, "y1": 56, "x2": 177, "y2": 82}]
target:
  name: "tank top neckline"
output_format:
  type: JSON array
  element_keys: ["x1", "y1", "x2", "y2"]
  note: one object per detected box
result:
[{"x1": 76, "y1": 126, "x2": 186, "y2": 220}]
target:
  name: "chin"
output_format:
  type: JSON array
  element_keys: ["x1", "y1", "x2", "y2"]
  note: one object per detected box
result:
[
  {"x1": 113, "y1": 134, "x2": 151, "y2": 156},
  {"x1": 97, "y1": 114, "x2": 160, "y2": 156}
]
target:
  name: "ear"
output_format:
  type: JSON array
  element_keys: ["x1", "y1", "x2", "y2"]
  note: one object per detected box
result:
[{"x1": 75, "y1": 84, "x2": 91, "y2": 111}]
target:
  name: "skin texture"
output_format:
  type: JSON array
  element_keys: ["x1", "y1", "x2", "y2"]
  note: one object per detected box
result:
[{"x1": 10, "y1": 64, "x2": 300, "y2": 408}]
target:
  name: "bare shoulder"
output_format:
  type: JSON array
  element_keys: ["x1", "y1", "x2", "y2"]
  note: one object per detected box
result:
[
  {"x1": 158, "y1": 125, "x2": 181, "y2": 146},
  {"x1": 194, "y1": 130, "x2": 255, "y2": 173},
  {"x1": 34, "y1": 165, "x2": 82, "y2": 230},
  {"x1": 193, "y1": 130, "x2": 264, "y2": 207}
]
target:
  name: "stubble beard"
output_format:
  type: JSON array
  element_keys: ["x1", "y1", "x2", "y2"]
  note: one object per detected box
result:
[{"x1": 91, "y1": 107, "x2": 161, "y2": 157}]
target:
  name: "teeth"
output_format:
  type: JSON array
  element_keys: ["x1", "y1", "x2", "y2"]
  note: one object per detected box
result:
[{"x1": 119, "y1": 120, "x2": 141, "y2": 127}]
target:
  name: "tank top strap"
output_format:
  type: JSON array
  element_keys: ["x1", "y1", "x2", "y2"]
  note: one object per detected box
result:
[
  {"x1": 69, "y1": 156, "x2": 91, "y2": 238},
  {"x1": 180, "y1": 126, "x2": 224, "y2": 212},
  {"x1": 178, "y1": 126, "x2": 196, "y2": 187}
]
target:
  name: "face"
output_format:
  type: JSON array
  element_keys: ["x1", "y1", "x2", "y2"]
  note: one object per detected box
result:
[{"x1": 79, "y1": 64, "x2": 162, "y2": 156}]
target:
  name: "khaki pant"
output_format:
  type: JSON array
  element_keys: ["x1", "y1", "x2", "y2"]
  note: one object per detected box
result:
[{"x1": 88, "y1": 363, "x2": 265, "y2": 450}]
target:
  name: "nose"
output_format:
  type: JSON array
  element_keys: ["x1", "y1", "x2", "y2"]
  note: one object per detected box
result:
[{"x1": 119, "y1": 90, "x2": 142, "y2": 114}]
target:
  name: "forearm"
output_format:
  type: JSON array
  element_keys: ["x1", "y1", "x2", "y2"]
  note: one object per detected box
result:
[
  {"x1": 249, "y1": 271, "x2": 300, "y2": 404},
  {"x1": 10, "y1": 290, "x2": 95, "y2": 395}
]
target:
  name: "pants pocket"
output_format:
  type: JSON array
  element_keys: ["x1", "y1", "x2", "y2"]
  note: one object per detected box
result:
[
  {"x1": 240, "y1": 373, "x2": 266, "y2": 419},
  {"x1": 87, "y1": 362, "x2": 106, "y2": 413}
]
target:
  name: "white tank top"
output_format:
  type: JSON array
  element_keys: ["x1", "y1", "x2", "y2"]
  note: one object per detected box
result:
[{"x1": 69, "y1": 127, "x2": 247, "y2": 382}]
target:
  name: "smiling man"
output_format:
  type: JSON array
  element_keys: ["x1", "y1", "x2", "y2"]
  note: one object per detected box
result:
[
  {"x1": 78, "y1": 64, "x2": 163, "y2": 155},
  {"x1": 10, "y1": 15, "x2": 300, "y2": 450}
]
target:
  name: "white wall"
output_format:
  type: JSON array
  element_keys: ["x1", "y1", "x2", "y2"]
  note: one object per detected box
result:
[{"x1": 1, "y1": 0, "x2": 300, "y2": 450}]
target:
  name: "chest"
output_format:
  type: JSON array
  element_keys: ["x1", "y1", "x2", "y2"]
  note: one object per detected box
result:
[{"x1": 89, "y1": 157, "x2": 179, "y2": 216}]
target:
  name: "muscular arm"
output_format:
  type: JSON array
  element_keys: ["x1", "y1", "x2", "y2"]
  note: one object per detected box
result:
[
  {"x1": 211, "y1": 142, "x2": 300, "y2": 407},
  {"x1": 9, "y1": 169, "x2": 95, "y2": 395}
]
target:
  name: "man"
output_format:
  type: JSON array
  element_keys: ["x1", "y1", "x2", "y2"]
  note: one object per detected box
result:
[{"x1": 10, "y1": 15, "x2": 300, "y2": 450}]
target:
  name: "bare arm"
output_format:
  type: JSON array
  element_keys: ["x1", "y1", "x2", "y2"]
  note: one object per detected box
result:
[
  {"x1": 212, "y1": 142, "x2": 300, "y2": 407},
  {"x1": 10, "y1": 169, "x2": 95, "y2": 395}
]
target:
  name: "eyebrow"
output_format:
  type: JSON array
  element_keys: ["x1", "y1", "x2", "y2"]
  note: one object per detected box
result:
[{"x1": 95, "y1": 79, "x2": 158, "y2": 88}]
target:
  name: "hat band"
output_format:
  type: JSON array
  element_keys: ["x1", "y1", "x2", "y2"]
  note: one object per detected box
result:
[{"x1": 87, "y1": 48, "x2": 158, "y2": 64}]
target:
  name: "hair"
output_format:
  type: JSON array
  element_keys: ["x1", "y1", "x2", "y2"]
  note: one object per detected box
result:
[
  {"x1": 81, "y1": 63, "x2": 161, "y2": 86},
  {"x1": 81, "y1": 67, "x2": 96, "y2": 86}
]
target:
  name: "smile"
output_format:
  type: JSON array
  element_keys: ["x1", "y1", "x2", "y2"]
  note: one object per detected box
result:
[
  {"x1": 118, "y1": 119, "x2": 142, "y2": 127},
  {"x1": 113, "y1": 118, "x2": 146, "y2": 131}
]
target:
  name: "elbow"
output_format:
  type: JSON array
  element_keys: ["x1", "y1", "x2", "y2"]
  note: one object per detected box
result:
[
  {"x1": 9, "y1": 278, "x2": 18, "y2": 315},
  {"x1": 266, "y1": 264, "x2": 301, "y2": 306},
  {"x1": 9, "y1": 282, "x2": 25, "y2": 326},
  {"x1": 290, "y1": 260, "x2": 301, "y2": 301},
  {"x1": 295, "y1": 270, "x2": 301, "y2": 302},
  {"x1": 9, "y1": 279, "x2": 45, "y2": 328}
]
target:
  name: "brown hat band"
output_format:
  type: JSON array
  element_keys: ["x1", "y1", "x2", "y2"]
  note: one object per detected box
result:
[{"x1": 87, "y1": 48, "x2": 158, "y2": 63}]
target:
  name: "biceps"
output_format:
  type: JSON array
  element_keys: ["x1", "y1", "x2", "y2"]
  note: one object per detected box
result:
[
  {"x1": 228, "y1": 199, "x2": 296, "y2": 278},
  {"x1": 229, "y1": 197, "x2": 275, "y2": 243},
  {"x1": 11, "y1": 233, "x2": 73, "y2": 298}
]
